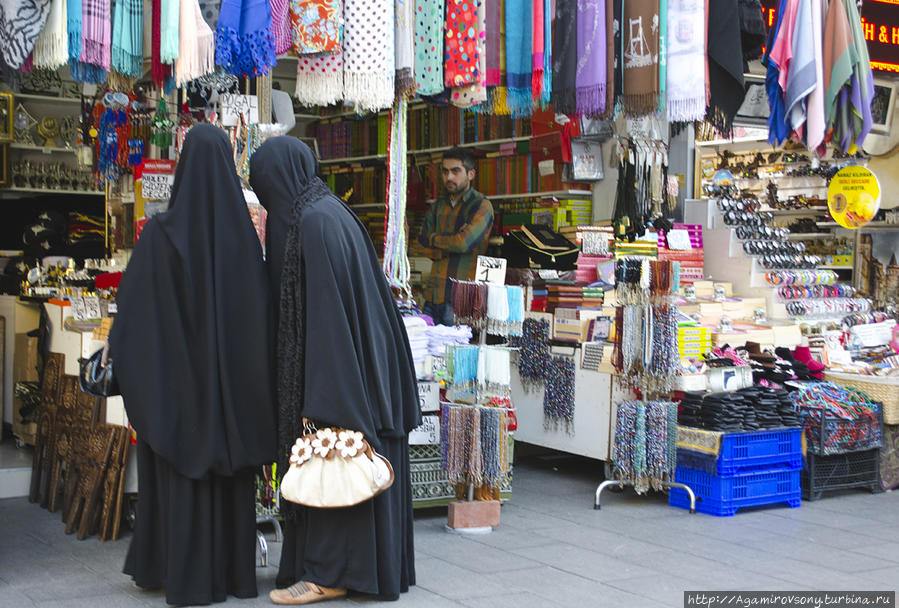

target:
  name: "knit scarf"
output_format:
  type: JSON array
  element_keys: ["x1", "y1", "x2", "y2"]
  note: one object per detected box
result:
[
  {"x1": 160, "y1": 0, "x2": 178, "y2": 62},
  {"x1": 216, "y1": 0, "x2": 276, "y2": 76},
  {"x1": 504, "y1": 0, "x2": 533, "y2": 117},
  {"x1": 80, "y1": 0, "x2": 111, "y2": 69},
  {"x1": 270, "y1": 0, "x2": 290, "y2": 54},
  {"x1": 343, "y1": 0, "x2": 394, "y2": 112},
  {"x1": 551, "y1": 0, "x2": 577, "y2": 114},
  {"x1": 444, "y1": 0, "x2": 479, "y2": 87},
  {"x1": 111, "y1": 0, "x2": 142, "y2": 76},
  {"x1": 665, "y1": 0, "x2": 705, "y2": 122},
  {"x1": 451, "y1": 0, "x2": 486, "y2": 109},
  {"x1": 395, "y1": 0, "x2": 414, "y2": 95},
  {"x1": 413, "y1": 0, "x2": 443, "y2": 95},
  {"x1": 34, "y1": 0, "x2": 68, "y2": 69},
  {"x1": 291, "y1": 0, "x2": 340, "y2": 54},
  {"x1": 576, "y1": 0, "x2": 606, "y2": 117},
  {"x1": 174, "y1": 0, "x2": 214, "y2": 85},
  {"x1": 621, "y1": 0, "x2": 659, "y2": 116},
  {"x1": 531, "y1": 0, "x2": 543, "y2": 101},
  {"x1": 294, "y1": 51, "x2": 343, "y2": 106},
  {"x1": 0, "y1": 0, "x2": 52, "y2": 69}
]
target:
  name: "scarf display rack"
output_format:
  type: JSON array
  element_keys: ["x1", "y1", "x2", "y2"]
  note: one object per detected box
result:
[{"x1": 452, "y1": 279, "x2": 525, "y2": 336}]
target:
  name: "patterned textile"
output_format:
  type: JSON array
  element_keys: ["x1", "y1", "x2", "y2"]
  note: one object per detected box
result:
[
  {"x1": 343, "y1": 0, "x2": 394, "y2": 111},
  {"x1": 417, "y1": 187, "x2": 494, "y2": 305},
  {"x1": 294, "y1": 46, "x2": 343, "y2": 106},
  {"x1": 451, "y1": 0, "x2": 486, "y2": 108},
  {"x1": 81, "y1": 0, "x2": 111, "y2": 69},
  {"x1": 215, "y1": 0, "x2": 276, "y2": 76},
  {"x1": 270, "y1": 0, "x2": 290, "y2": 54},
  {"x1": 395, "y1": 0, "x2": 414, "y2": 94},
  {"x1": 290, "y1": 0, "x2": 340, "y2": 54},
  {"x1": 413, "y1": 0, "x2": 443, "y2": 95},
  {"x1": 33, "y1": 0, "x2": 68, "y2": 68},
  {"x1": 0, "y1": 0, "x2": 52, "y2": 69},
  {"x1": 444, "y1": 0, "x2": 478, "y2": 87}
]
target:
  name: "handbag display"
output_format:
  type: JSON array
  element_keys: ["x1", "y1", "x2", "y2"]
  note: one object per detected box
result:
[
  {"x1": 279, "y1": 420, "x2": 394, "y2": 509},
  {"x1": 77, "y1": 342, "x2": 120, "y2": 398},
  {"x1": 502, "y1": 228, "x2": 579, "y2": 270}
]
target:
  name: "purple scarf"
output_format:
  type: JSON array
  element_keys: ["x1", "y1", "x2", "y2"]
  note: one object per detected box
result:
[
  {"x1": 576, "y1": 0, "x2": 606, "y2": 116},
  {"x1": 81, "y1": 0, "x2": 112, "y2": 69}
]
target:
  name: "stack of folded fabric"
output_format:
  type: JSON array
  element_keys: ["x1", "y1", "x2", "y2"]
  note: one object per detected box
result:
[
  {"x1": 427, "y1": 324, "x2": 473, "y2": 357},
  {"x1": 531, "y1": 280, "x2": 548, "y2": 312},
  {"x1": 402, "y1": 316, "x2": 430, "y2": 366},
  {"x1": 679, "y1": 386, "x2": 802, "y2": 432}
]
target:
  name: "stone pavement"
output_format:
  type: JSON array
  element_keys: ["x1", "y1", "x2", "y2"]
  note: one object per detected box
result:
[{"x1": 1, "y1": 453, "x2": 897, "y2": 607}]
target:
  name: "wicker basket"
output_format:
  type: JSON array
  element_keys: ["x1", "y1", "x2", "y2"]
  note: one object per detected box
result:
[{"x1": 823, "y1": 372, "x2": 899, "y2": 425}]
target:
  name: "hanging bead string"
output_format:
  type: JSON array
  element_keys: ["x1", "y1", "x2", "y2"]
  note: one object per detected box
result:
[
  {"x1": 634, "y1": 401, "x2": 648, "y2": 493},
  {"x1": 646, "y1": 401, "x2": 669, "y2": 492},
  {"x1": 452, "y1": 280, "x2": 488, "y2": 329},
  {"x1": 506, "y1": 286, "x2": 525, "y2": 337},
  {"x1": 441, "y1": 402, "x2": 511, "y2": 489},
  {"x1": 518, "y1": 318, "x2": 550, "y2": 391},
  {"x1": 383, "y1": 98, "x2": 411, "y2": 295},
  {"x1": 667, "y1": 400, "x2": 678, "y2": 480},
  {"x1": 486, "y1": 284, "x2": 510, "y2": 336},
  {"x1": 613, "y1": 400, "x2": 677, "y2": 495},
  {"x1": 543, "y1": 356, "x2": 576, "y2": 434}
]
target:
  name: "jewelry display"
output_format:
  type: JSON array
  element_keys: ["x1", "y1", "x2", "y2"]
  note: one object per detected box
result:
[
  {"x1": 543, "y1": 356, "x2": 575, "y2": 433},
  {"x1": 441, "y1": 402, "x2": 511, "y2": 489},
  {"x1": 516, "y1": 318, "x2": 550, "y2": 390},
  {"x1": 14, "y1": 104, "x2": 38, "y2": 144},
  {"x1": 612, "y1": 400, "x2": 678, "y2": 494},
  {"x1": 11, "y1": 160, "x2": 99, "y2": 192}
]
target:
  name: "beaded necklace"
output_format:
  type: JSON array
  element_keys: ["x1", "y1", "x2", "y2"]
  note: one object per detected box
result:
[
  {"x1": 543, "y1": 356, "x2": 575, "y2": 434},
  {"x1": 518, "y1": 318, "x2": 550, "y2": 390}
]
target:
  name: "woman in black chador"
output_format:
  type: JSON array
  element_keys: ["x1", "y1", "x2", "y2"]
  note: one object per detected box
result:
[
  {"x1": 250, "y1": 137, "x2": 420, "y2": 605},
  {"x1": 108, "y1": 124, "x2": 277, "y2": 605}
]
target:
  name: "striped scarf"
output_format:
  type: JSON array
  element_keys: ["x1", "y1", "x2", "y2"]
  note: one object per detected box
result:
[
  {"x1": 504, "y1": 0, "x2": 533, "y2": 117},
  {"x1": 80, "y1": 0, "x2": 111, "y2": 69},
  {"x1": 111, "y1": 0, "x2": 142, "y2": 76}
]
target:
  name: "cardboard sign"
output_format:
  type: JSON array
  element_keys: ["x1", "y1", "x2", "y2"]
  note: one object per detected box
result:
[
  {"x1": 83, "y1": 296, "x2": 101, "y2": 320},
  {"x1": 409, "y1": 415, "x2": 440, "y2": 445},
  {"x1": 221, "y1": 94, "x2": 260, "y2": 126},
  {"x1": 476, "y1": 255, "x2": 508, "y2": 285},
  {"x1": 828, "y1": 166, "x2": 881, "y2": 229},
  {"x1": 417, "y1": 381, "x2": 440, "y2": 413},
  {"x1": 70, "y1": 297, "x2": 87, "y2": 321},
  {"x1": 141, "y1": 173, "x2": 175, "y2": 202}
]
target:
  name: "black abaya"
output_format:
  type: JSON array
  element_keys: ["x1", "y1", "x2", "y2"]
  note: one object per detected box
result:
[
  {"x1": 249, "y1": 137, "x2": 420, "y2": 600},
  {"x1": 110, "y1": 124, "x2": 277, "y2": 605}
]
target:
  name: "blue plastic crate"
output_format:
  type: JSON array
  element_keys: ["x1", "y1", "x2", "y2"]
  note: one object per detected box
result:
[
  {"x1": 678, "y1": 427, "x2": 803, "y2": 475},
  {"x1": 669, "y1": 465, "x2": 801, "y2": 517}
]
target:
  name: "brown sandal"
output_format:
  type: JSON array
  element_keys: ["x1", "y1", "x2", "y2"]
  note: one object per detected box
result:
[{"x1": 269, "y1": 581, "x2": 347, "y2": 605}]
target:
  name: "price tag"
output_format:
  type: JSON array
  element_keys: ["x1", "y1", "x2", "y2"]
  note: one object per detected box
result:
[
  {"x1": 108, "y1": 302, "x2": 118, "y2": 314},
  {"x1": 70, "y1": 297, "x2": 87, "y2": 321},
  {"x1": 538, "y1": 159, "x2": 555, "y2": 176},
  {"x1": 476, "y1": 255, "x2": 507, "y2": 285},
  {"x1": 409, "y1": 415, "x2": 440, "y2": 445},
  {"x1": 141, "y1": 173, "x2": 175, "y2": 202},
  {"x1": 666, "y1": 229, "x2": 693, "y2": 251},
  {"x1": 221, "y1": 94, "x2": 260, "y2": 127},
  {"x1": 83, "y1": 296, "x2": 101, "y2": 319},
  {"x1": 537, "y1": 269, "x2": 559, "y2": 279}
]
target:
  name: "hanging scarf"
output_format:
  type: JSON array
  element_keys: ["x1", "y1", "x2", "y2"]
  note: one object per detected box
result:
[
  {"x1": 444, "y1": 0, "x2": 479, "y2": 88},
  {"x1": 151, "y1": 0, "x2": 172, "y2": 86},
  {"x1": 451, "y1": 0, "x2": 486, "y2": 109},
  {"x1": 613, "y1": 0, "x2": 622, "y2": 109},
  {"x1": 621, "y1": 0, "x2": 659, "y2": 116},
  {"x1": 551, "y1": 0, "x2": 577, "y2": 114},
  {"x1": 80, "y1": 0, "x2": 111, "y2": 69},
  {"x1": 665, "y1": 0, "x2": 705, "y2": 122},
  {"x1": 291, "y1": 0, "x2": 340, "y2": 53},
  {"x1": 576, "y1": 0, "x2": 606, "y2": 117},
  {"x1": 215, "y1": 0, "x2": 276, "y2": 76},
  {"x1": 541, "y1": 0, "x2": 551, "y2": 105},
  {"x1": 504, "y1": 0, "x2": 532, "y2": 116},
  {"x1": 484, "y1": 0, "x2": 500, "y2": 86},
  {"x1": 785, "y1": 0, "x2": 815, "y2": 136},
  {"x1": 806, "y1": 0, "x2": 825, "y2": 152},
  {"x1": 111, "y1": 0, "x2": 142, "y2": 76},
  {"x1": 604, "y1": 0, "x2": 613, "y2": 115},
  {"x1": 531, "y1": 0, "x2": 543, "y2": 101},
  {"x1": 34, "y1": 0, "x2": 68, "y2": 68},
  {"x1": 657, "y1": 0, "x2": 666, "y2": 114},
  {"x1": 395, "y1": 0, "x2": 414, "y2": 95},
  {"x1": 67, "y1": 0, "x2": 105, "y2": 81},
  {"x1": 343, "y1": 0, "x2": 394, "y2": 112},
  {"x1": 493, "y1": 0, "x2": 510, "y2": 113},
  {"x1": 270, "y1": 0, "x2": 290, "y2": 54},
  {"x1": 836, "y1": 0, "x2": 874, "y2": 154},
  {"x1": 0, "y1": 0, "x2": 52, "y2": 69},
  {"x1": 160, "y1": 0, "x2": 178, "y2": 62},
  {"x1": 413, "y1": 0, "x2": 443, "y2": 95},
  {"x1": 706, "y1": 0, "x2": 744, "y2": 136},
  {"x1": 174, "y1": 0, "x2": 214, "y2": 85}
]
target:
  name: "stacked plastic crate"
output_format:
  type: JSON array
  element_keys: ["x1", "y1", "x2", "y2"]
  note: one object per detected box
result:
[{"x1": 669, "y1": 428, "x2": 803, "y2": 516}]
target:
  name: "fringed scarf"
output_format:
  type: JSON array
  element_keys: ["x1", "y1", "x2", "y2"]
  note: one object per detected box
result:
[
  {"x1": 395, "y1": 0, "x2": 414, "y2": 95},
  {"x1": 160, "y1": 0, "x2": 178, "y2": 62},
  {"x1": 80, "y1": 0, "x2": 111, "y2": 69},
  {"x1": 531, "y1": 0, "x2": 543, "y2": 101},
  {"x1": 666, "y1": 0, "x2": 705, "y2": 122},
  {"x1": 216, "y1": 0, "x2": 276, "y2": 76},
  {"x1": 604, "y1": 0, "x2": 614, "y2": 115},
  {"x1": 68, "y1": 0, "x2": 106, "y2": 81},
  {"x1": 343, "y1": 0, "x2": 394, "y2": 112},
  {"x1": 484, "y1": 0, "x2": 500, "y2": 86},
  {"x1": 151, "y1": 0, "x2": 171, "y2": 87},
  {"x1": 174, "y1": 0, "x2": 214, "y2": 85},
  {"x1": 270, "y1": 0, "x2": 290, "y2": 54},
  {"x1": 34, "y1": 0, "x2": 69, "y2": 69},
  {"x1": 0, "y1": 0, "x2": 52, "y2": 69},
  {"x1": 291, "y1": 0, "x2": 341, "y2": 54},
  {"x1": 657, "y1": 0, "x2": 666, "y2": 114},
  {"x1": 706, "y1": 0, "x2": 744, "y2": 136},
  {"x1": 451, "y1": 0, "x2": 486, "y2": 109},
  {"x1": 444, "y1": 0, "x2": 478, "y2": 87},
  {"x1": 504, "y1": 0, "x2": 532, "y2": 117},
  {"x1": 492, "y1": 0, "x2": 510, "y2": 114},
  {"x1": 621, "y1": 0, "x2": 659, "y2": 116},
  {"x1": 111, "y1": 0, "x2": 142, "y2": 76},
  {"x1": 576, "y1": 0, "x2": 606, "y2": 117},
  {"x1": 551, "y1": 0, "x2": 577, "y2": 115},
  {"x1": 613, "y1": 0, "x2": 622, "y2": 109},
  {"x1": 541, "y1": 0, "x2": 551, "y2": 105},
  {"x1": 294, "y1": 51, "x2": 343, "y2": 106},
  {"x1": 413, "y1": 0, "x2": 444, "y2": 95}
]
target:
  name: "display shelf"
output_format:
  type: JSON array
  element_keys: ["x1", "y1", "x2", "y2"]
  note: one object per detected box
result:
[
  {"x1": 766, "y1": 208, "x2": 830, "y2": 216},
  {"x1": 14, "y1": 93, "x2": 82, "y2": 104},
  {"x1": 695, "y1": 136, "x2": 769, "y2": 147},
  {"x1": 1, "y1": 187, "x2": 103, "y2": 196},
  {"x1": 408, "y1": 136, "x2": 531, "y2": 156},
  {"x1": 319, "y1": 153, "x2": 389, "y2": 165},
  {"x1": 785, "y1": 233, "x2": 834, "y2": 239},
  {"x1": 294, "y1": 113, "x2": 319, "y2": 120},
  {"x1": 9, "y1": 144, "x2": 76, "y2": 154},
  {"x1": 348, "y1": 203, "x2": 386, "y2": 211},
  {"x1": 818, "y1": 221, "x2": 899, "y2": 231},
  {"x1": 424, "y1": 189, "x2": 592, "y2": 204},
  {"x1": 818, "y1": 265, "x2": 853, "y2": 270}
]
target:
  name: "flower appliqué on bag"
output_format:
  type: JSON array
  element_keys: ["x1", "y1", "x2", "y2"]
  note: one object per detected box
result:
[
  {"x1": 311, "y1": 428, "x2": 338, "y2": 457},
  {"x1": 290, "y1": 437, "x2": 313, "y2": 465},
  {"x1": 335, "y1": 430, "x2": 365, "y2": 458}
]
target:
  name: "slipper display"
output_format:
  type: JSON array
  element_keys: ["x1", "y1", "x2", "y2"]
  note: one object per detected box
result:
[{"x1": 679, "y1": 386, "x2": 800, "y2": 432}]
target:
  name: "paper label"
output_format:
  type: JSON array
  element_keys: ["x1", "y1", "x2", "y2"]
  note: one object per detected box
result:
[
  {"x1": 537, "y1": 269, "x2": 559, "y2": 279},
  {"x1": 141, "y1": 173, "x2": 175, "y2": 201},
  {"x1": 83, "y1": 296, "x2": 101, "y2": 320},
  {"x1": 409, "y1": 415, "x2": 440, "y2": 445},
  {"x1": 417, "y1": 381, "x2": 440, "y2": 413},
  {"x1": 850, "y1": 319, "x2": 896, "y2": 348},
  {"x1": 666, "y1": 229, "x2": 693, "y2": 250},
  {"x1": 538, "y1": 159, "x2": 555, "y2": 176},
  {"x1": 108, "y1": 302, "x2": 118, "y2": 314},
  {"x1": 220, "y1": 94, "x2": 260, "y2": 127},
  {"x1": 70, "y1": 297, "x2": 87, "y2": 321},
  {"x1": 476, "y1": 255, "x2": 508, "y2": 285}
]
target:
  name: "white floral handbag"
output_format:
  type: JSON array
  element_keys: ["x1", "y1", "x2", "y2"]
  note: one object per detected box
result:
[{"x1": 279, "y1": 419, "x2": 395, "y2": 508}]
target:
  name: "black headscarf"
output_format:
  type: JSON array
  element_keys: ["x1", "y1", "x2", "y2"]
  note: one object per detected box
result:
[
  {"x1": 249, "y1": 137, "x2": 421, "y2": 488},
  {"x1": 109, "y1": 124, "x2": 277, "y2": 479},
  {"x1": 706, "y1": 0, "x2": 746, "y2": 137}
]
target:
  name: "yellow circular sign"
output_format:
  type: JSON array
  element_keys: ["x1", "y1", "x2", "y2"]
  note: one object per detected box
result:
[{"x1": 827, "y1": 166, "x2": 881, "y2": 229}]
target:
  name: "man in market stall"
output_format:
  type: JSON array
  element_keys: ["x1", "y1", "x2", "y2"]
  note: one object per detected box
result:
[{"x1": 417, "y1": 147, "x2": 494, "y2": 326}]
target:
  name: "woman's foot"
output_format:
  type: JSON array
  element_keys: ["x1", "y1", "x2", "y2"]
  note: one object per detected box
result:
[{"x1": 270, "y1": 581, "x2": 347, "y2": 605}]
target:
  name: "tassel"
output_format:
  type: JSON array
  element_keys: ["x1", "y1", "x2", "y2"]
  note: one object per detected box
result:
[
  {"x1": 576, "y1": 84, "x2": 606, "y2": 117},
  {"x1": 506, "y1": 87, "x2": 534, "y2": 117},
  {"x1": 295, "y1": 69, "x2": 344, "y2": 107},
  {"x1": 344, "y1": 71, "x2": 395, "y2": 113},
  {"x1": 492, "y1": 86, "x2": 510, "y2": 115}
]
